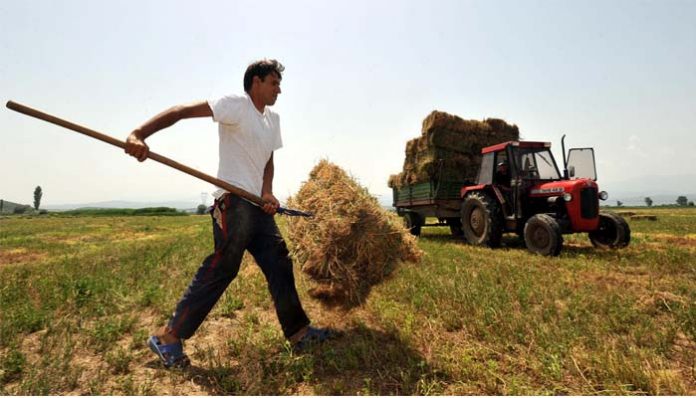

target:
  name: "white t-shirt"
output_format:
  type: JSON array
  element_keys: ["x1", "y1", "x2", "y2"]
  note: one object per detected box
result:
[{"x1": 208, "y1": 94, "x2": 282, "y2": 198}]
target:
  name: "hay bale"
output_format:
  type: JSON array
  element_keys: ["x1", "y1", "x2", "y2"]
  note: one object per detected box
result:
[
  {"x1": 617, "y1": 211, "x2": 637, "y2": 217},
  {"x1": 387, "y1": 174, "x2": 401, "y2": 189},
  {"x1": 287, "y1": 160, "x2": 423, "y2": 308},
  {"x1": 390, "y1": 110, "x2": 520, "y2": 189},
  {"x1": 630, "y1": 214, "x2": 657, "y2": 221}
]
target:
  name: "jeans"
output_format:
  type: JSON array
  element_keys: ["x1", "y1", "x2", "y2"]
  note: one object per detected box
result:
[{"x1": 167, "y1": 193, "x2": 310, "y2": 340}]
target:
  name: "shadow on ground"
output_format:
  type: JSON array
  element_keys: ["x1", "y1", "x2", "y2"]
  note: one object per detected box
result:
[
  {"x1": 419, "y1": 232, "x2": 525, "y2": 248},
  {"x1": 178, "y1": 324, "x2": 449, "y2": 395},
  {"x1": 419, "y1": 232, "x2": 644, "y2": 261}
]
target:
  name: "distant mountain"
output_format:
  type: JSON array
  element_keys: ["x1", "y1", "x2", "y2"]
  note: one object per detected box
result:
[{"x1": 44, "y1": 200, "x2": 200, "y2": 211}]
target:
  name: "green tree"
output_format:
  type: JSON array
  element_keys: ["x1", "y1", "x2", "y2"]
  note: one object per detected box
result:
[
  {"x1": 676, "y1": 196, "x2": 688, "y2": 206},
  {"x1": 0, "y1": 199, "x2": 3, "y2": 213},
  {"x1": 33, "y1": 186, "x2": 43, "y2": 210},
  {"x1": 616, "y1": 200, "x2": 623, "y2": 207},
  {"x1": 644, "y1": 197, "x2": 653, "y2": 207},
  {"x1": 196, "y1": 204, "x2": 207, "y2": 215},
  {"x1": 689, "y1": 201, "x2": 695, "y2": 207}
]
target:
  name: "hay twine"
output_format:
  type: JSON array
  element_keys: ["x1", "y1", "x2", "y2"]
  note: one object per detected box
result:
[{"x1": 287, "y1": 160, "x2": 422, "y2": 309}]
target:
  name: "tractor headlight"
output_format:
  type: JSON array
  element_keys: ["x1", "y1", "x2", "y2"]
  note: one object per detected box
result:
[
  {"x1": 563, "y1": 193, "x2": 573, "y2": 202},
  {"x1": 599, "y1": 191, "x2": 609, "y2": 201}
]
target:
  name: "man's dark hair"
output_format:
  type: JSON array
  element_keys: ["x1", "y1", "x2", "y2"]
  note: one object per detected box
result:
[{"x1": 244, "y1": 59, "x2": 284, "y2": 93}]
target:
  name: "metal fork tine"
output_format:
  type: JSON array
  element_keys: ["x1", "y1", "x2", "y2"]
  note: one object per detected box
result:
[{"x1": 277, "y1": 207, "x2": 314, "y2": 218}]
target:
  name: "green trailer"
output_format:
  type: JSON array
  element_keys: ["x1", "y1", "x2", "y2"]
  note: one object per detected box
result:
[{"x1": 392, "y1": 179, "x2": 469, "y2": 236}]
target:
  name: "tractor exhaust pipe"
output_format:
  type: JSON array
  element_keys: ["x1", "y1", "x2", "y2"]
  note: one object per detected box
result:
[{"x1": 561, "y1": 134, "x2": 569, "y2": 179}]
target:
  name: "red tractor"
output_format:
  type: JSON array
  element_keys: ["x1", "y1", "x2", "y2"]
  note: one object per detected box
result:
[{"x1": 459, "y1": 136, "x2": 630, "y2": 255}]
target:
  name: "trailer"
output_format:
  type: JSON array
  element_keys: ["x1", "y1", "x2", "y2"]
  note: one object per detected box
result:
[{"x1": 392, "y1": 179, "x2": 470, "y2": 237}]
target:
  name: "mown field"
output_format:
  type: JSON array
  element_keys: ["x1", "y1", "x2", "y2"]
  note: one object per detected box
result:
[{"x1": 0, "y1": 208, "x2": 694, "y2": 395}]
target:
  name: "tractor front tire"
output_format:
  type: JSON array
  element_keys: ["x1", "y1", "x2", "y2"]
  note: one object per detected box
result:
[
  {"x1": 404, "y1": 212, "x2": 422, "y2": 237},
  {"x1": 524, "y1": 214, "x2": 563, "y2": 256},
  {"x1": 589, "y1": 212, "x2": 631, "y2": 249},
  {"x1": 461, "y1": 192, "x2": 502, "y2": 247}
]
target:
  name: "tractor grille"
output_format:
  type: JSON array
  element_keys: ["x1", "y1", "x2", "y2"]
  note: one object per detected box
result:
[{"x1": 580, "y1": 187, "x2": 599, "y2": 219}]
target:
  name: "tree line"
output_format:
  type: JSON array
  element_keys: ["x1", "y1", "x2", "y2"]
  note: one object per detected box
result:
[{"x1": 615, "y1": 196, "x2": 695, "y2": 207}]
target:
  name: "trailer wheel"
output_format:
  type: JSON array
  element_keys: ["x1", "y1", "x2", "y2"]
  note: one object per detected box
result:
[
  {"x1": 448, "y1": 218, "x2": 464, "y2": 237},
  {"x1": 403, "y1": 212, "x2": 422, "y2": 236},
  {"x1": 461, "y1": 192, "x2": 502, "y2": 247},
  {"x1": 524, "y1": 214, "x2": 563, "y2": 256},
  {"x1": 589, "y1": 212, "x2": 631, "y2": 249}
]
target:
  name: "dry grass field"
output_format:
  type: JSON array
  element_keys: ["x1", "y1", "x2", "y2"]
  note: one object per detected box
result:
[{"x1": 1, "y1": 207, "x2": 694, "y2": 394}]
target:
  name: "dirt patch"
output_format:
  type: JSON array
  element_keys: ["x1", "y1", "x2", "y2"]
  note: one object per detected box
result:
[
  {"x1": 41, "y1": 232, "x2": 161, "y2": 246},
  {"x1": 576, "y1": 269, "x2": 653, "y2": 292},
  {"x1": 18, "y1": 328, "x2": 47, "y2": 364},
  {"x1": 634, "y1": 233, "x2": 696, "y2": 250},
  {"x1": 57, "y1": 309, "x2": 212, "y2": 395},
  {"x1": 109, "y1": 231, "x2": 162, "y2": 243},
  {"x1": 0, "y1": 248, "x2": 47, "y2": 266},
  {"x1": 672, "y1": 331, "x2": 696, "y2": 354},
  {"x1": 659, "y1": 235, "x2": 696, "y2": 248},
  {"x1": 636, "y1": 291, "x2": 689, "y2": 312}
]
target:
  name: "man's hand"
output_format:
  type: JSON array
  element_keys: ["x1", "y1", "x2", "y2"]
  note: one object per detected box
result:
[
  {"x1": 125, "y1": 131, "x2": 149, "y2": 162},
  {"x1": 261, "y1": 192, "x2": 280, "y2": 215}
]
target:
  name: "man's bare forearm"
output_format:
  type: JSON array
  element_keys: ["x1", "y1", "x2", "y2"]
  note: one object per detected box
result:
[{"x1": 126, "y1": 101, "x2": 212, "y2": 162}]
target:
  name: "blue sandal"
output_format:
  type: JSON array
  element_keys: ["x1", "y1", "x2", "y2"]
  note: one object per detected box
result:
[
  {"x1": 293, "y1": 326, "x2": 338, "y2": 351},
  {"x1": 147, "y1": 336, "x2": 190, "y2": 368}
]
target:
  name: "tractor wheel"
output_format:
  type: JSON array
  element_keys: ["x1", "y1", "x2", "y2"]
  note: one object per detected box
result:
[
  {"x1": 589, "y1": 212, "x2": 631, "y2": 249},
  {"x1": 461, "y1": 192, "x2": 502, "y2": 247},
  {"x1": 403, "y1": 212, "x2": 422, "y2": 237},
  {"x1": 523, "y1": 214, "x2": 563, "y2": 256},
  {"x1": 448, "y1": 217, "x2": 464, "y2": 237}
]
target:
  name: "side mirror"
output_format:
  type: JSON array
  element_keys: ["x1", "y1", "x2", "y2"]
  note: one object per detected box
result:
[{"x1": 568, "y1": 166, "x2": 575, "y2": 178}]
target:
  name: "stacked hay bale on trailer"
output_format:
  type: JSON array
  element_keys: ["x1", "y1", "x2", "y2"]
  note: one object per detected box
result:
[{"x1": 389, "y1": 110, "x2": 519, "y2": 235}]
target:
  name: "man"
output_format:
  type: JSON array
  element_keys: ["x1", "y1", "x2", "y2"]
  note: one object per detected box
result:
[
  {"x1": 126, "y1": 59, "x2": 332, "y2": 368},
  {"x1": 495, "y1": 161, "x2": 511, "y2": 187}
]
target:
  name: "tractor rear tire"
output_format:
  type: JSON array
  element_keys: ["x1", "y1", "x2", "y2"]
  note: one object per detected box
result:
[
  {"x1": 461, "y1": 192, "x2": 502, "y2": 247},
  {"x1": 589, "y1": 212, "x2": 631, "y2": 249},
  {"x1": 404, "y1": 212, "x2": 422, "y2": 237},
  {"x1": 524, "y1": 214, "x2": 563, "y2": 256}
]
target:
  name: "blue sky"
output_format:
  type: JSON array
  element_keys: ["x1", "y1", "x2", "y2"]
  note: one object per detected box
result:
[{"x1": 2, "y1": 0, "x2": 695, "y2": 206}]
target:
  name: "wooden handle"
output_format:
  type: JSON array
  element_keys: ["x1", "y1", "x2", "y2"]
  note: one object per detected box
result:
[{"x1": 6, "y1": 100, "x2": 265, "y2": 207}]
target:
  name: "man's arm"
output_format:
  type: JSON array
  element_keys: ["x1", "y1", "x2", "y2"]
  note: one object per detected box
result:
[
  {"x1": 125, "y1": 101, "x2": 213, "y2": 162},
  {"x1": 261, "y1": 153, "x2": 280, "y2": 215}
]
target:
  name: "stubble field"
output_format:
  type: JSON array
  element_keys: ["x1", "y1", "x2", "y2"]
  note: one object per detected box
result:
[{"x1": 0, "y1": 207, "x2": 694, "y2": 394}]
